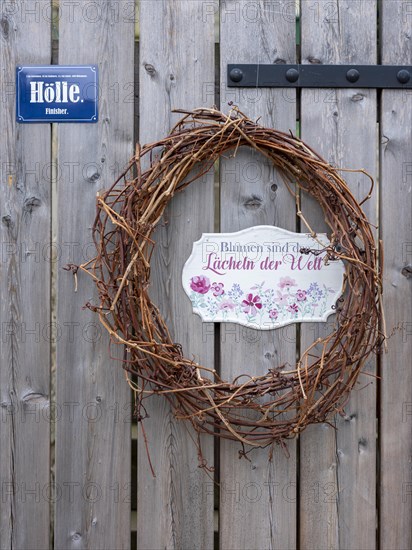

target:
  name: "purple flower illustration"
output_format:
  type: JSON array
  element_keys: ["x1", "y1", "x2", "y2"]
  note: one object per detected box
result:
[
  {"x1": 308, "y1": 282, "x2": 320, "y2": 293},
  {"x1": 308, "y1": 282, "x2": 323, "y2": 300},
  {"x1": 211, "y1": 282, "x2": 225, "y2": 297},
  {"x1": 190, "y1": 275, "x2": 211, "y2": 294},
  {"x1": 269, "y1": 309, "x2": 279, "y2": 320},
  {"x1": 287, "y1": 303, "x2": 299, "y2": 314},
  {"x1": 278, "y1": 276, "x2": 297, "y2": 290},
  {"x1": 242, "y1": 293, "x2": 262, "y2": 316},
  {"x1": 219, "y1": 299, "x2": 236, "y2": 312},
  {"x1": 296, "y1": 289, "x2": 307, "y2": 302}
]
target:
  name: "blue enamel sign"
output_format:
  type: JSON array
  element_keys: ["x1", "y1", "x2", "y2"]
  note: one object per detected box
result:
[{"x1": 16, "y1": 65, "x2": 98, "y2": 123}]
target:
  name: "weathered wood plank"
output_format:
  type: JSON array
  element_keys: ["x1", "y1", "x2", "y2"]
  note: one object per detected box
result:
[
  {"x1": 299, "y1": 2, "x2": 378, "y2": 548},
  {"x1": 137, "y1": 1, "x2": 215, "y2": 549},
  {"x1": 219, "y1": 2, "x2": 297, "y2": 548},
  {"x1": 54, "y1": 2, "x2": 134, "y2": 548},
  {"x1": 380, "y1": 2, "x2": 412, "y2": 548},
  {"x1": 0, "y1": 2, "x2": 51, "y2": 549}
]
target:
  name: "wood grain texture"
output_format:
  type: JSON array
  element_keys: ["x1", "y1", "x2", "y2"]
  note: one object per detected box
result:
[
  {"x1": 299, "y1": 2, "x2": 378, "y2": 548},
  {"x1": 54, "y1": 2, "x2": 134, "y2": 548},
  {"x1": 137, "y1": 2, "x2": 215, "y2": 549},
  {"x1": 380, "y1": 2, "x2": 412, "y2": 548},
  {"x1": 219, "y1": 2, "x2": 297, "y2": 548},
  {"x1": 0, "y1": 2, "x2": 51, "y2": 549}
]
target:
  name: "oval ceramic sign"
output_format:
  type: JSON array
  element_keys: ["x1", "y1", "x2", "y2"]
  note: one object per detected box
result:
[{"x1": 182, "y1": 226, "x2": 345, "y2": 330}]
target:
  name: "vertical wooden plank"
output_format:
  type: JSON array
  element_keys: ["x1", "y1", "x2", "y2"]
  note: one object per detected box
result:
[
  {"x1": 137, "y1": 1, "x2": 215, "y2": 549},
  {"x1": 55, "y1": 2, "x2": 134, "y2": 548},
  {"x1": 380, "y1": 2, "x2": 412, "y2": 548},
  {"x1": 299, "y1": 1, "x2": 377, "y2": 548},
  {"x1": 219, "y1": 2, "x2": 297, "y2": 549},
  {"x1": 0, "y1": 2, "x2": 51, "y2": 549}
]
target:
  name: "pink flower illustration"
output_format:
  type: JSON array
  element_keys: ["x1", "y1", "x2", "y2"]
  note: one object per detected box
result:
[
  {"x1": 190, "y1": 275, "x2": 211, "y2": 294},
  {"x1": 287, "y1": 303, "x2": 299, "y2": 314},
  {"x1": 211, "y1": 282, "x2": 225, "y2": 297},
  {"x1": 242, "y1": 293, "x2": 262, "y2": 316},
  {"x1": 296, "y1": 289, "x2": 307, "y2": 302},
  {"x1": 269, "y1": 309, "x2": 279, "y2": 320},
  {"x1": 278, "y1": 276, "x2": 297, "y2": 290},
  {"x1": 276, "y1": 291, "x2": 288, "y2": 305},
  {"x1": 219, "y1": 299, "x2": 236, "y2": 312}
]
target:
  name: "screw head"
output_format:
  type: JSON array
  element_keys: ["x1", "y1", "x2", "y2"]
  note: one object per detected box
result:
[
  {"x1": 346, "y1": 69, "x2": 360, "y2": 83},
  {"x1": 397, "y1": 69, "x2": 410, "y2": 84},
  {"x1": 229, "y1": 68, "x2": 243, "y2": 83},
  {"x1": 285, "y1": 68, "x2": 299, "y2": 83}
]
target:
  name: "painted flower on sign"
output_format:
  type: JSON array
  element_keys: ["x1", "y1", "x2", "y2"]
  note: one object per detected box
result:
[
  {"x1": 296, "y1": 289, "x2": 307, "y2": 302},
  {"x1": 269, "y1": 309, "x2": 279, "y2": 320},
  {"x1": 307, "y1": 282, "x2": 323, "y2": 301},
  {"x1": 219, "y1": 299, "x2": 236, "y2": 312},
  {"x1": 190, "y1": 275, "x2": 211, "y2": 294},
  {"x1": 211, "y1": 282, "x2": 225, "y2": 296},
  {"x1": 241, "y1": 293, "x2": 262, "y2": 316},
  {"x1": 276, "y1": 291, "x2": 288, "y2": 306},
  {"x1": 278, "y1": 276, "x2": 297, "y2": 290}
]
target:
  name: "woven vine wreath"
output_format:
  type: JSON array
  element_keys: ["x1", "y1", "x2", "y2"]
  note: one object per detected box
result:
[{"x1": 77, "y1": 107, "x2": 384, "y2": 454}]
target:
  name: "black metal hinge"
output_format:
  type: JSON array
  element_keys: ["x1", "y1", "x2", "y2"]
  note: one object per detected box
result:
[{"x1": 227, "y1": 64, "x2": 412, "y2": 89}]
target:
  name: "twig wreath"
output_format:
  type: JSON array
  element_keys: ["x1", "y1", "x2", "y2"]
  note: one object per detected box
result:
[{"x1": 77, "y1": 107, "x2": 385, "y2": 454}]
